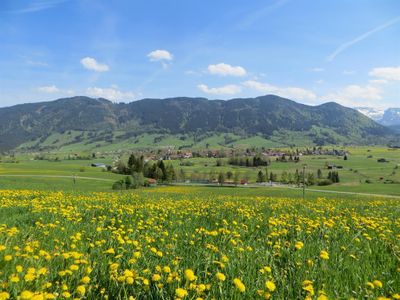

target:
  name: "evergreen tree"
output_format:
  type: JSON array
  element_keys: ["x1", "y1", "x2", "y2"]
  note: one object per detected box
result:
[
  {"x1": 257, "y1": 170, "x2": 264, "y2": 183},
  {"x1": 218, "y1": 172, "x2": 225, "y2": 185},
  {"x1": 307, "y1": 173, "x2": 315, "y2": 186},
  {"x1": 233, "y1": 171, "x2": 240, "y2": 186}
]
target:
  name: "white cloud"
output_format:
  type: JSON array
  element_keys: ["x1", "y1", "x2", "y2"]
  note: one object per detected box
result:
[
  {"x1": 197, "y1": 84, "x2": 242, "y2": 95},
  {"x1": 207, "y1": 63, "x2": 247, "y2": 77},
  {"x1": 369, "y1": 79, "x2": 388, "y2": 85},
  {"x1": 369, "y1": 66, "x2": 400, "y2": 81},
  {"x1": 86, "y1": 87, "x2": 136, "y2": 101},
  {"x1": 243, "y1": 80, "x2": 317, "y2": 102},
  {"x1": 80, "y1": 57, "x2": 109, "y2": 72},
  {"x1": 147, "y1": 50, "x2": 173, "y2": 62},
  {"x1": 37, "y1": 85, "x2": 60, "y2": 93},
  {"x1": 322, "y1": 84, "x2": 383, "y2": 107}
]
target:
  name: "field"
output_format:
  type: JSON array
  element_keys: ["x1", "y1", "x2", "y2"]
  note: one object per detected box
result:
[{"x1": 0, "y1": 186, "x2": 399, "y2": 299}]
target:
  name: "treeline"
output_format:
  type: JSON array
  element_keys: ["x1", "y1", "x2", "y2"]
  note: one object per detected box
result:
[
  {"x1": 112, "y1": 154, "x2": 176, "y2": 190},
  {"x1": 255, "y1": 168, "x2": 340, "y2": 186},
  {"x1": 228, "y1": 155, "x2": 270, "y2": 167}
]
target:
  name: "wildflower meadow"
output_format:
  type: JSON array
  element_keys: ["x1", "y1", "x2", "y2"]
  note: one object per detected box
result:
[{"x1": 0, "y1": 187, "x2": 399, "y2": 299}]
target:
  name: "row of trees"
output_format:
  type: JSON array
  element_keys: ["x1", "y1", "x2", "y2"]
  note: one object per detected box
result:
[
  {"x1": 255, "y1": 168, "x2": 340, "y2": 186},
  {"x1": 113, "y1": 154, "x2": 176, "y2": 189},
  {"x1": 228, "y1": 155, "x2": 270, "y2": 167}
]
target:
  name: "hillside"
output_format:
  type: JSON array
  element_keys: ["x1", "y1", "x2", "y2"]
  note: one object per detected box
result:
[{"x1": 0, "y1": 95, "x2": 394, "y2": 152}]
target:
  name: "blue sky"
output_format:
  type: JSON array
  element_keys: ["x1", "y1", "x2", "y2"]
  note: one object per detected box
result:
[{"x1": 0, "y1": 0, "x2": 399, "y2": 108}]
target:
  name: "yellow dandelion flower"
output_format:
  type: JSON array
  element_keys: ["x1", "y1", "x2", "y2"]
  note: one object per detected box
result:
[
  {"x1": 184, "y1": 269, "x2": 197, "y2": 281},
  {"x1": 20, "y1": 291, "x2": 34, "y2": 300},
  {"x1": 320, "y1": 250, "x2": 329, "y2": 260},
  {"x1": 152, "y1": 274, "x2": 161, "y2": 281},
  {"x1": 0, "y1": 292, "x2": 10, "y2": 300},
  {"x1": 265, "y1": 280, "x2": 276, "y2": 292},
  {"x1": 295, "y1": 241, "x2": 304, "y2": 250},
  {"x1": 216, "y1": 272, "x2": 226, "y2": 281},
  {"x1": 175, "y1": 288, "x2": 188, "y2": 298},
  {"x1": 81, "y1": 276, "x2": 91, "y2": 284},
  {"x1": 233, "y1": 278, "x2": 246, "y2": 292},
  {"x1": 76, "y1": 285, "x2": 86, "y2": 296}
]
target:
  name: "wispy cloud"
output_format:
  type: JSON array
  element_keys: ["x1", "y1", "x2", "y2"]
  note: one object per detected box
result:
[
  {"x1": 8, "y1": 0, "x2": 68, "y2": 14},
  {"x1": 238, "y1": 0, "x2": 289, "y2": 29},
  {"x1": 327, "y1": 16, "x2": 400, "y2": 62}
]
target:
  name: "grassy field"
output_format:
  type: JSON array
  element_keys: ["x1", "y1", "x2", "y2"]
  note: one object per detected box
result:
[
  {"x1": 168, "y1": 146, "x2": 400, "y2": 196},
  {"x1": 1, "y1": 146, "x2": 400, "y2": 196},
  {"x1": 0, "y1": 158, "x2": 125, "y2": 191},
  {"x1": 0, "y1": 186, "x2": 398, "y2": 299}
]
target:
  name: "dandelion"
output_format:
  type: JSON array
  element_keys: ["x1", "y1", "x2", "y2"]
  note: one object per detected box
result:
[
  {"x1": 373, "y1": 280, "x2": 383, "y2": 288},
  {"x1": 3, "y1": 255, "x2": 12, "y2": 261},
  {"x1": 175, "y1": 288, "x2": 188, "y2": 298},
  {"x1": 152, "y1": 274, "x2": 161, "y2": 281},
  {"x1": 0, "y1": 292, "x2": 10, "y2": 300},
  {"x1": 295, "y1": 241, "x2": 304, "y2": 250},
  {"x1": 216, "y1": 272, "x2": 226, "y2": 281},
  {"x1": 233, "y1": 278, "x2": 246, "y2": 292},
  {"x1": 320, "y1": 250, "x2": 329, "y2": 260},
  {"x1": 76, "y1": 285, "x2": 86, "y2": 296},
  {"x1": 265, "y1": 280, "x2": 276, "y2": 292},
  {"x1": 366, "y1": 282, "x2": 374, "y2": 289},
  {"x1": 20, "y1": 291, "x2": 34, "y2": 300},
  {"x1": 126, "y1": 277, "x2": 134, "y2": 284},
  {"x1": 184, "y1": 269, "x2": 197, "y2": 281},
  {"x1": 81, "y1": 276, "x2": 91, "y2": 284}
]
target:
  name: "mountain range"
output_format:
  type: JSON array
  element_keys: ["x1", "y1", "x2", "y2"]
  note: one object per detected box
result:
[
  {"x1": 0, "y1": 95, "x2": 396, "y2": 152},
  {"x1": 356, "y1": 107, "x2": 400, "y2": 130}
]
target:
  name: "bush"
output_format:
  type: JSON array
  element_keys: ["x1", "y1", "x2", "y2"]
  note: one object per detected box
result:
[
  {"x1": 317, "y1": 179, "x2": 333, "y2": 186},
  {"x1": 112, "y1": 180, "x2": 124, "y2": 190}
]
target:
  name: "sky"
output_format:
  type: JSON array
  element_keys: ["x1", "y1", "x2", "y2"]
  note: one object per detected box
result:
[{"x1": 0, "y1": 0, "x2": 399, "y2": 109}]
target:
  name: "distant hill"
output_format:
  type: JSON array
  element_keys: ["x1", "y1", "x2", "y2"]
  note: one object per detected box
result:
[{"x1": 0, "y1": 95, "x2": 394, "y2": 151}]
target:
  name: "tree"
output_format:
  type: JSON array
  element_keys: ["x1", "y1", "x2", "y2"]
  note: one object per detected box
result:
[
  {"x1": 233, "y1": 171, "x2": 240, "y2": 186},
  {"x1": 317, "y1": 169, "x2": 323, "y2": 179},
  {"x1": 125, "y1": 176, "x2": 132, "y2": 189},
  {"x1": 280, "y1": 171, "x2": 288, "y2": 183},
  {"x1": 165, "y1": 164, "x2": 176, "y2": 182},
  {"x1": 209, "y1": 171, "x2": 217, "y2": 182},
  {"x1": 154, "y1": 167, "x2": 164, "y2": 180},
  {"x1": 328, "y1": 171, "x2": 340, "y2": 183},
  {"x1": 257, "y1": 170, "x2": 265, "y2": 183},
  {"x1": 307, "y1": 173, "x2": 315, "y2": 186},
  {"x1": 179, "y1": 168, "x2": 186, "y2": 181},
  {"x1": 131, "y1": 172, "x2": 144, "y2": 189},
  {"x1": 218, "y1": 172, "x2": 225, "y2": 185},
  {"x1": 226, "y1": 171, "x2": 233, "y2": 180},
  {"x1": 128, "y1": 154, "x2": 136, "y2": 171}
]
